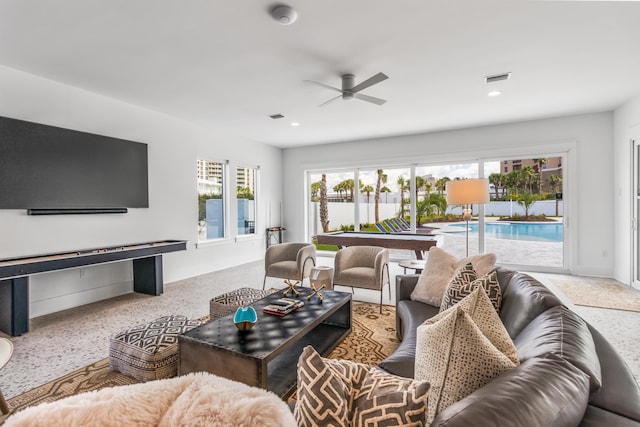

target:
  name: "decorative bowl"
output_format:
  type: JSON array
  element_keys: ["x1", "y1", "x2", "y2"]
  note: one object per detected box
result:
[{"x1": 233, "y1": 306, "x2": 257, "y2": 331}]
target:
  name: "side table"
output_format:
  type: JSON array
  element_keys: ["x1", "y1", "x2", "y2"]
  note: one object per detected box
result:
[
  {"x1": 310, "y1": 266, "x2": 334, "y2": 290},
  {"x1": 398, "y1": 260, "x2": 425, "y2": 274}
]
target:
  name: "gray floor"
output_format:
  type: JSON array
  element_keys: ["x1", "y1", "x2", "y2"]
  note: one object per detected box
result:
[{"x1": 0, "y1": 256, "x2": 638, "y2": 400}]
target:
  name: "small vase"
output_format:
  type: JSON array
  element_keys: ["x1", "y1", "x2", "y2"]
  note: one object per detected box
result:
[{"x1": 234, "y1": 306, "x2": 257, "y2": 331}]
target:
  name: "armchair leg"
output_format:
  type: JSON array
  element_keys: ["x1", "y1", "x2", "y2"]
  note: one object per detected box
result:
[{"x1": 262, "y1": 275, "x2": 267, "y2": 290}]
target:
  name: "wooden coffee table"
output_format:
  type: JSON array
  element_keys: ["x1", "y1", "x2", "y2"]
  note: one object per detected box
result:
[{"x1": 179, "y1": 287, "x2": 351, "y2": 398}]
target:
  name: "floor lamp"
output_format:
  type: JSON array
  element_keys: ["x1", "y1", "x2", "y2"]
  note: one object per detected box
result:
[{"x1": 446, "y1": 178, "x2": 490, "y2": 256}]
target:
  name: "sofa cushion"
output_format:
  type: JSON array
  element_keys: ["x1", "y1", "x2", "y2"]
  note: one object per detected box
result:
[
  {"x1": 580, "y1": 405, "x2": 640, "y2": 427},
  {"x1": 415, "y1": 306, "x2": 518, "y2": 424},
  {"x1": 440, "y1": 267, "x2": 501, "y2": 313},
  {"x1": 379, "y1": 300, "x2": 439, "y2": 378},
  {"x1": 410, "y1": 247, "x2": 496, "y2": 307},
  {"x1": 514, "y1": 305, "x2": 602, "y2": 393},
  {"x1": 294, "y1": 346, "x2": 430, "y2": 427},
  {"x1": 586, "y1": 324, "x2": 640, "y2": 422},
  {"x1": 499, "y1": 272, "x2": 562, "y2": 338},
  {"x1": 431, "y1": 353, "x2": 590, "y2": 427}
]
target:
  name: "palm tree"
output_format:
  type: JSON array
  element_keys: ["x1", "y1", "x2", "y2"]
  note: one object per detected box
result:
[
  {"x1": 333, "y1": 181, "x2": 347, "y2": 200},
  {"x1": 522, "y1": 166, "x2": 537, "y2": 193},
  {"x1": 362, "y1": 185, "x2": 374, "y2": 203},
  {"x1": 415, "y1": 176, "x2": 425, "y2": 201},
  {"x1": 381, "y1": 186, "x2": 391, "y2": 203},
  {"x1": 488, "y1": 173, "x2": 503, "y2": 200},
  {"x1": 532, "y1": 158, "x2": 548, "y2": 193},
  {"x1": 429, "y1": 193, "x2": 448, "y2": 217},
  {"x1": 374, "y1": 169, "x2": 387, "y2": 223},
  {"x1": 516, "y1": 193, "x2": 539, "y2": 219},
  {"x1": 310, "y1": 181, "x2": 321, "y2": 201},
  {"x1": 320, "y1": 174, "x2": 329, "y2": 232},
  {"x1": 435, "y1": 177, "x2": 450, "y2": 195},
  {"x1": 397, "y1": 176, "x2": 408, "y2": 217},
  {"x1": 548, "y1": 174, "x2": 563, "y2": 216}
]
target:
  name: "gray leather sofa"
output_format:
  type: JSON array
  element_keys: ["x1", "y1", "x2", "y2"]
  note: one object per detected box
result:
[{"x1": 378, "y1": 268, "x2": 640, "y2": 427}]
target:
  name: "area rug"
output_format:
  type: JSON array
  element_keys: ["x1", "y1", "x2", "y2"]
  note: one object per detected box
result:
[
  {"x1": 551, "y1": 279, "x2": 640, "y2": 313},
  {"x1": 3, "y1": 301, "x2": 398, "y2": 421}
]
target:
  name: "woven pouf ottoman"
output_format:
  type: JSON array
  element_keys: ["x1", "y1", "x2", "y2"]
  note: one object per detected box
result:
[
  {"x1": 209, "y1": 287, "x2": 278, "y2": 320},
  {"x1": 109, "y1": 315, "x2": 204, "y2": 382}
]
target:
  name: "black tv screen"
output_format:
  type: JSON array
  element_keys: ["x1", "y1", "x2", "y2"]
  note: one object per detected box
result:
[{"x1": 0, "y1": 116, "x2": 148, "y2": 210}]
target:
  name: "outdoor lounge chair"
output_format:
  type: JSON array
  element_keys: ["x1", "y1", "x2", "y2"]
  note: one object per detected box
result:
[
  {"x1": 392, "y1": 218, "x2": 409, "y2": 231},
  {"x1": 374, "y1": 223, "x2": 389, "y2": 233},
  {"x1": 383, "y1": 219, "x2": 402, "y2": 233}
]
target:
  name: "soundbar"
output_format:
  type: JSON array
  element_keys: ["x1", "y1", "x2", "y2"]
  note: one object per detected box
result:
[{"x1": 27, "y1": 208, "x2": 128, "y2": 215}]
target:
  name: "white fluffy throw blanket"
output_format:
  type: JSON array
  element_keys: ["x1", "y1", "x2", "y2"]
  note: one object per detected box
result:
[{"x1": 5, "y1": 372, "x2": 296, "y2": 427}]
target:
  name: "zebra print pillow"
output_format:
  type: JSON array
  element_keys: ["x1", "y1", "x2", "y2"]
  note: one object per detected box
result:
[{"x1": 440, "y1": 264, "x2": 501, "y2": 313}]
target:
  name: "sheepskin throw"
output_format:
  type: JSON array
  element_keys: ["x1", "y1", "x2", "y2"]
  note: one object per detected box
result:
[{"x1": 4, "y1": 372, "x2": 296, "y2": 427}]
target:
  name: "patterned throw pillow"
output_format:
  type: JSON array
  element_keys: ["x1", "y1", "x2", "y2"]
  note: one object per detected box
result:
[
  {"x1": 415, "y1": 307, "x2": 518, "y2": 424},
  {"x1": 410, "y1": 247, "x2": 496, "y2": 307},
  {"x1": 295, "y1": 346, "x2": 430, "y2": 427},
  {"x1": 440, "y1": 266, "x2": 501, "y2": 313},
  {"x1": 427, "y1": 286, "x2": 519, "y2": 365}
]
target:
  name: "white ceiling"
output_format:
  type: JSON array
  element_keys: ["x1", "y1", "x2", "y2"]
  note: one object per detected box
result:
[{"x1": 1, "y1": 0, "x2": 639, "y2": 148}]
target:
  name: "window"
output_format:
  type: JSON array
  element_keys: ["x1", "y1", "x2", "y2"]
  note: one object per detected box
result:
[
  {"x1": 197, "y1": 160, "x2": 225, "y2": 241},
  {"x1": 236, "y1": 166, "x2": 256, "y2": 235}
]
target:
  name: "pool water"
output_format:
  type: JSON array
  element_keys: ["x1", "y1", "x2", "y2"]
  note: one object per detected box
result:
[{"x1": 447, "y1": 222, "x2": 563, "y2": 242}]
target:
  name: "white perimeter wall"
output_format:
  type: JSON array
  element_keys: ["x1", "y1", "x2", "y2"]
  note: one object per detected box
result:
[
  {"x1": 283, "y1": 112, "x2": 614, "y2": 277},
  {"x1": 0, "y1": 66, "x2": 282, "y2": 317},
  {"x1": 613, "y1": 94, "x2": 640, "y2": 286}
]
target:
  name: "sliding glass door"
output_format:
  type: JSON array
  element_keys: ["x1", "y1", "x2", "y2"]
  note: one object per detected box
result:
[{"x1": 307, "y1": 152, "x2": 567, "y2": 270}]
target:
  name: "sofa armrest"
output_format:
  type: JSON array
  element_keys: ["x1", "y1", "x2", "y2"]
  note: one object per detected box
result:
[{"x1": 396, "y1": 274, "x2": 419, "y2": 303}]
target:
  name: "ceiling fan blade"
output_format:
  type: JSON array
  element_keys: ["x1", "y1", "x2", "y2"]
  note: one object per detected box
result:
[
  {"x1": 318, "y1": 94, "x2": 343, "y2": 107},
  {"x1": 354, "y1": 93, "x2": 387, "y2": 105},
  {"x1": 304, "y1": 80, "x2": 343, "y2": 93},
  {"x1": 350, "y1": 72, "x2": 389, "y2": 93}
]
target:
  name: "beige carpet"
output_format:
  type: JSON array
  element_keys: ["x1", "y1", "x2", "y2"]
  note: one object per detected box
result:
[
  {"x1": 551, "y1": 279, "x2": 640, "y2": 312},
  {"x1": 2, "y1": 301, "x2": 398, "y2": 421}
]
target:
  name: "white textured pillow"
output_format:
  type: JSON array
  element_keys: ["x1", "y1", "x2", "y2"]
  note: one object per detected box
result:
[
  {"x1": 427, "y1": 286, "x2": 518, "y2": 365},
  {"x1": 410, "y1": 247, "x2": 496, "y2": 306},
  {"x1": 415, "y1": 306, "x2": 518, "y2": 424}
]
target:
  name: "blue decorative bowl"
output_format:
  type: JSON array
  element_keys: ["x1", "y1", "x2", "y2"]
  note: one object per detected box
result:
[{"x1": 234, "y1": 306, "x2": 257, "y2": 331}]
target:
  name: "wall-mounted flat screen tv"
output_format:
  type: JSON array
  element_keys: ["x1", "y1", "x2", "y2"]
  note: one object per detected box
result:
[{"x1": 0, "y1": 116, "x2": 149, "y2": 210}]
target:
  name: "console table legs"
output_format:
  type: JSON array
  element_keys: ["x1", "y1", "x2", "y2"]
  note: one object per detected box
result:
[
  {"x1": 0, "y1": 255, "x2": 164, "y2": 336},
  {"x1": 0, "y1": 277, "x2": 29, "y2": 336},
  {"x1": 133, "y1": 255, "x2": 163, "y2": 296}
]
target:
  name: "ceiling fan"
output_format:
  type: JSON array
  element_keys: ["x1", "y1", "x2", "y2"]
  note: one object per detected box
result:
[{"x1": 304, "y1": 72, "x2": 389, "y2": 107}]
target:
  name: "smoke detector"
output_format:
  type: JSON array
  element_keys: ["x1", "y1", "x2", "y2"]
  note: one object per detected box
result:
[{"x1": 271, "y1": 5, "x2": 297, "y2": 25}]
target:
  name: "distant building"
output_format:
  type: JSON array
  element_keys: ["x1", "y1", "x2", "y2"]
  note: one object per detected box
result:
[{"x1": 501, "y1": 157, "x2": 562, "y2": 192}]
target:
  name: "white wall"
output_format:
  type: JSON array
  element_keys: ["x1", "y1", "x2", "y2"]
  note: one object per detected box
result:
[
  {"x1": 0, "y1": 65, "x2": 282, "y2": 316},
  {"x1": 283, "y1": 113, "x2": 614, "y2": 277},
  {"x1": 613, "y1": 94, "x2": 640, "y2": 286}
]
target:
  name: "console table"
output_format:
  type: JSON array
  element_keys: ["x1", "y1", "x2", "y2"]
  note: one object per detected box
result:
[{"x1": 0, "y1": 240, "x2": 187, "y2": 336}]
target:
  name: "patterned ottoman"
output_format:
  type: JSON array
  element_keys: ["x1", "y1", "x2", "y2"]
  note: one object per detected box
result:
[
  {"x1": 209, "y1": 287, "x2": 278, "y2": 320},
  {"x1": 109, "y1": 315, "x2": 204, "y2": 382}
]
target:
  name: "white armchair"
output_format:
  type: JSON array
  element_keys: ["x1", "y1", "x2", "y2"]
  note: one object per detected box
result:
[
  {"x1": 333, "y1": 246, "x2": 390, "y2": 312},
  {"x1": 263, "y1": 243, "x2": 316, "y2": 289}
]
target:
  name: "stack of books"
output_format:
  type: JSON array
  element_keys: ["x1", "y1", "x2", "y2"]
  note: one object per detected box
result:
[{"x1": 262, "y1": 298, "x2": 305, "y2": 316}]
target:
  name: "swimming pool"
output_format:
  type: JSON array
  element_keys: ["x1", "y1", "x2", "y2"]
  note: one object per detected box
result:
[{"x1": 445, "y1": 222, "x2": 563, "y2": 242}]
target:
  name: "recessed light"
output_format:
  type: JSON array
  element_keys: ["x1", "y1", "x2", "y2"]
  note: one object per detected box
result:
[
  {"x1": 488, "y1": 90, "x2": 502, "y2": 97},
  {"x1": 291, "y1": 122, "x2": 300, "y2": 127}
]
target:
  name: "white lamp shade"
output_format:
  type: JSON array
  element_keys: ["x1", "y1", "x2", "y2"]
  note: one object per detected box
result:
[{"x1": 446, "y1": 178, "x2": 490, "y2": 205}]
